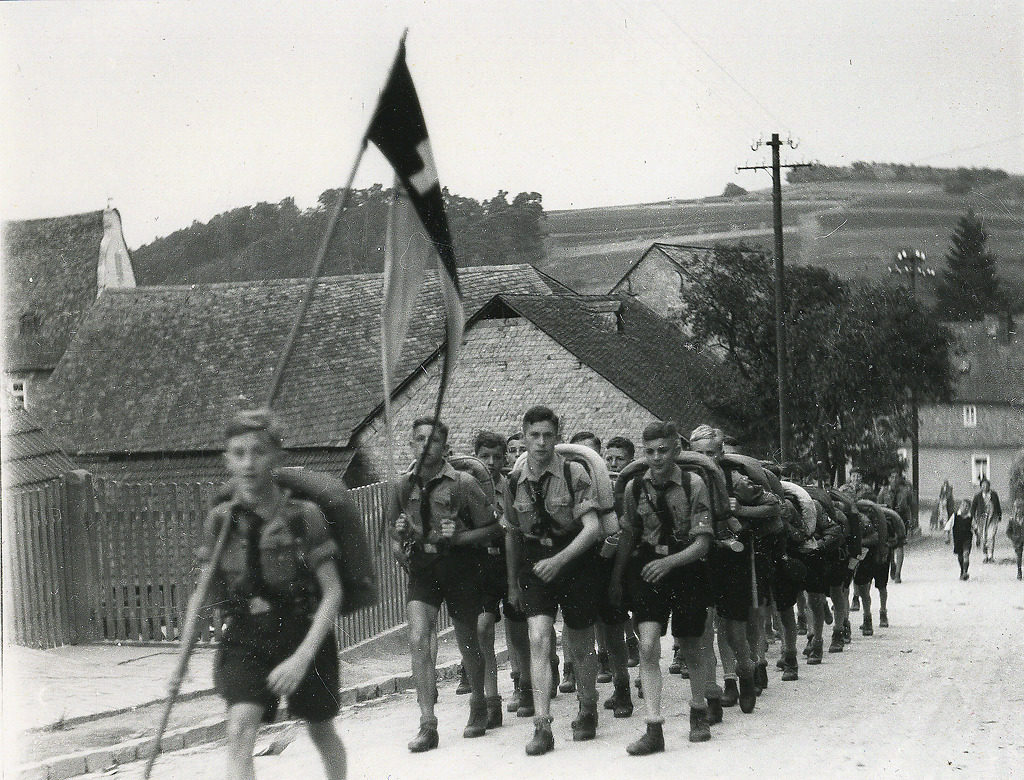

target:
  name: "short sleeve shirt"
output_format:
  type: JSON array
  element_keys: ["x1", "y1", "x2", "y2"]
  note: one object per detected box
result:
[
  {"x1": 198, "y1": 490, "x2": 336, "y2": 605},
  {"x1": 621, "y1": 465, "x2": 713, "y2": 548},
  {"x1": 389, "y1": 462, "x2": 489, "y2": 543},
  {"x1": 503, "y1": 454, "x2": 596, "y2": 540}
]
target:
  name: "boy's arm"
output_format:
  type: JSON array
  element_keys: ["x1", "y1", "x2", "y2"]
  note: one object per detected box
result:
[{"x1": 452, "y1": 475, "x2": 500, "y2": 547}]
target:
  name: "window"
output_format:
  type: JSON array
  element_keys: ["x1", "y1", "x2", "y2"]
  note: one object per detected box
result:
[
  {"x1": 9, "y1": 379, "x2": 26, "y2": 408},
  {"x1": 962, "y1": 405, "x2": 977, "y2": 428},
  {"x1": 972, "y1": 454, "x2": 990, "y2": 485}
]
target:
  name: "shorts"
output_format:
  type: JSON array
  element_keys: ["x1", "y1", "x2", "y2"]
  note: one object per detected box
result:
[
  {"x1": 518, "y1": 539, "x2": 601, "y2": 630},
  {"x1": 480, "y1": 550, "x2": 508, "y2": 622},
  {"x1": 709, "y1": 539, "x2": 753, "y2": 622},
  {"x1": 407, "y1": 547, "x2": 484, "y2": 623},
  {"x1": 595, "y1": 554, "x2": 631, "y2": 625},
  {"x1": 771, "y1": 559, "x2": 803, "y2": 611},
  {"x1": 853, "y1": 553, "x2": 889, "y2": 590},
  {"x1": 215, "y1": 611, "x2": 339, "y2": 723},
  {"x1": 752, "y1": 537, "x2": 776, "y2": 607},
  {"x1": 800, "y1": 553, "x2": 831, "y2": 595},
  {"x1": 626, "y1": 547, "x2": 710, "y2": 639}
]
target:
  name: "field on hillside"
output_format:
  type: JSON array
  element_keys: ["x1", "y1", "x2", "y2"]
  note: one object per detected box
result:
[{"x1": 541, "y1": 180, "x2": 1024, "y2": 299}]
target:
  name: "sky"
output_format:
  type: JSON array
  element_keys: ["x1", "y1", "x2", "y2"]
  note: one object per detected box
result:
[{"x1": 1, "y1": 0, "x2": 1022, "y2": 249}]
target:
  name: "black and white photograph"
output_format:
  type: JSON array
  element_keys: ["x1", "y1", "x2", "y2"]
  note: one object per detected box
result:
[{"x1": 2, "y1": 2, "x2": 1022, "y2": 778}]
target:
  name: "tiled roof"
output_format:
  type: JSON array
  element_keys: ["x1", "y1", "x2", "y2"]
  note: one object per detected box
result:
[
  {"x1": 2, "y1": 403, "x2": 78, "y2": 487},
  {"x1": 496, "y1": 294, "x2": 723, "y2": 427},
  {"x1": 948, "y1": 318, "x2": 1024, "y2": 405},
  {"x1": 34, "y1": 265, "x2": 551, "y2": 455},
  {"x1": 3, "y1": 211, "x2": 104, "y2": 371}
]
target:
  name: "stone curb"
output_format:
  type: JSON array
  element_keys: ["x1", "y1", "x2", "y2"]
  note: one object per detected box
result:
[{"x1": 16, "y1": 638, "x2": 508, "y2": 780}]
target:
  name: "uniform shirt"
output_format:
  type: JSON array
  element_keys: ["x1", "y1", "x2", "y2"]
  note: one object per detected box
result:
[
  {"x1": 198, "y1": 490, "x2": 337, "y2": 607},
  {"x1": 388, "y1": 461, "x2": 492, "y2": 544},
  {"x1": 621, "y1": 465, "x2": 713, "y2": 549},
  {"x1": 503, "y1": 454, "x2": 596, "y2": 541}
]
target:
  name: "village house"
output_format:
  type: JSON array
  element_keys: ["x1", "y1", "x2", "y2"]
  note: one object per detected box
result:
[
  {"x1": 2, "y1": 207, "x2": 135, "y2": 408},
  {"x1": 917, "y1": 314, "x2": 1024, "y2": 506},
  {"x1": 1, "y1": 404, "x2": 79, "y2": 490},
  {"x1": 32, "y1": 265, "x2": 557, "y2": 484},
  {"x1": 353, "y1": 293, "x2": 724, "y2": 481}
]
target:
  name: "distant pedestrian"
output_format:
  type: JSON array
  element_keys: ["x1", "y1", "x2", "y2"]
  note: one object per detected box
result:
[
  {"x1": 1006, "y1": 497, "x2": 1024, "y2": 581},
  {"x1": 971, "y1": 479, "x2": 1002, "y2": 562},
  {"x1": 951, "y1": 499, "x2": 974, "y2": 580},
  {"x1": 878, "y1": 471, "x2": 912, "y2": 583},
  {"x1": 933, "y1": 480, "x2": 954, "y2": 533}
]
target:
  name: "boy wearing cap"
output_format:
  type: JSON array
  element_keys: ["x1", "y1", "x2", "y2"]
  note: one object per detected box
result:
[{"x1": 180, "y1": 409, "x2": 346, "y2": 780}]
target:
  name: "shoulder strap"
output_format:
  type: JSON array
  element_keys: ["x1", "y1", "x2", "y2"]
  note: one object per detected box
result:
[{"x1": 564, "y1": 460, "x2": 576, "y2": 505}]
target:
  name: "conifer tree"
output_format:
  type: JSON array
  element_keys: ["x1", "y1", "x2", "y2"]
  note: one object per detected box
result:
[{"x1": 935, "y1": 210, "x2": 1001, "y2": 321}]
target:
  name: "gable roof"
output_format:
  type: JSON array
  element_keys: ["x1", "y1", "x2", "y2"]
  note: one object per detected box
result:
[
  {"x1": 3, "y1": 211, "x2": 105, "y2": 371},
  {"x1": 609, "y1": 242, "x2": 767, "y2": 294},
  {"x1": 2, "y1": 403, "x2": 78, "y2": 488},
  {"x1": 33, "y1": 265, "x2": 551, "y2": 455},
  {"x1": 948, "y1": 317, "x2": 1024, "y2": 406},
  {"x1": 494, "y1": 294, "x2": 723, "y2": 427}
]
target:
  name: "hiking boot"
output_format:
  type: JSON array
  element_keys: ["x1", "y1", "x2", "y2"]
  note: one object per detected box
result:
[
  {"x1": 823, "y1": 602, "x2": 834, "y2": 625},
  {"x1": 558, "y1": 662, "x2": 576, "y2": 693},
  {"x1": 408, "y1": 717, "x2": 439, "y2": 753},
  {"x1": 843, "y1": 619, "x2": 852, "y2": 643},
  {"x1": 879, "y1": 610, "x2": 889, "y2": 628},
  {"x1": 507, "y1": 673, "x2": 521, "y2": 712},
  {"x1": 550, "y1": 658, "x2": 560, "y2": 699},
  {"x1": 516, "y1": 687, "x2": 535, "y2": 718},
  {"x1": 604, "y1": 679, "x2": 634, "y2": 718},
  {"x1": 680, "y1": 664, "x2": 690, "y2": 679},
  {"x1": 486, "y1": 695, "x2": 503, "y2": 729},
  {"x1": 754, "y1": 661, "x2": 769, "y2": 692},
  {"x1": 850, "y1": 596, "x2": 860, "y2": 612},
  {"x1": 721, "y1": 678, "x2": 739, "y2": 707},
  {"x1": 464, "y1": 697, "x2": 488, "y2": 738},
  {"x1": 828, "y1": 631, "x2": 844, "y2": 653},
  {"x1": 635, "y1": 676, "x2": 644, "y2": 699},
  {"x1": 689, "y1": 705, "x2": 712, "y2": 742},
  {"x1": 806, "y1": 638, "x2": 823, "y2": 665},
  {"x1": 597, "y1": 651, "x2": 613, "y2": 684},
  {"x1": 627, "y1": 721, "x2": 665, "y2": 756},
  {"x1": 796, "y1": 614, "x2": 808, "y2": 634},
  {"x1": 776, "y1": 657, "x2": 786, "y2": 670},
  {"x1": 781, "y1": 652, "x2": 798, "y2": 682},
  {"x1": 861, "y1": 616, "x2": 874, "y2": 636},
  {"x1": 738, "y1": 674, "x2": 757, "y2": 713},
  {"x1": 706, "y1": 696, "x2": 723, "y2": 725},
  {"x1": 668, "y1": 646, "x2": 683, "y2": 675},
  {"x1": 803, "y1": 634, "x2": 815, "y2": 656},
  {"x1": 626, "y1": 633, "x2": 640, "y2": 668},
  {"x1": 525, "y1": 716, "x2": 554, "y2": 756},
  {"x1": 456, "y1": 665, "x2": 472, "y2": 695},
  {"x1": 572, "y1": 704, "x2": 598, "y2": 741}
]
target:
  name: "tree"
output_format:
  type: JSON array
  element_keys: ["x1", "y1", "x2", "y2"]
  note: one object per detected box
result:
[
  {"x1": 682, "y1": 245, "x2": 954, "y2": 479},
  {"x1": 935, "y1": 210, "x2": 1002, "y2": 321}
]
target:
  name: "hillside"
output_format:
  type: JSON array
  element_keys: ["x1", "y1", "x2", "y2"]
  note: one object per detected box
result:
[{"x1": 540, "y1": 178, "x2": 1024, "y2": 304}]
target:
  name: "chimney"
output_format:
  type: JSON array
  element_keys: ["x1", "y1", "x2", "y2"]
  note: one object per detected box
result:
[
  {"x1": 97, "y1": 203, "x2": 137, "y2": 294},
  {"x1": 582, "y1": 299, "x2": 624, "y2": 333}
]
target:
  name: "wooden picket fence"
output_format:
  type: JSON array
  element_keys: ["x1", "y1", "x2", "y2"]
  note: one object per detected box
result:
[{"x1": 2, "y1": 471, "x2": 443, "y2": 649}]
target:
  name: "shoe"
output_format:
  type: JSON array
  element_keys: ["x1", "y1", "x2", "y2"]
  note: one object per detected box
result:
[
  {"x1": 668, "y1": 647, "x2": 682, "y2": 675},
  {"x1": 738, "y1": 674, "x2": 757, "y2": 713},
  {"x1": 807, "y1": 639, "x2": 823, "y2": 665},
  {"x1": 525, "y1": 717, "x2": 554, "y2": 756},
  {"x1": 776, "y1": 657, "x2": 786, "y2": 671},
  {"x1": 507, "y1": 674, "x2": 521, "y2": 713},
  {"x1": 964, "y1": 573, "x2": 970, "y2": 580},
  {"x1": 861, "y1": 617, "x2": 873, "y2": 637},
  {"x1": 604, "y1": 679, "x2": 634, "y2": 718},
  {"x1": 879, "y1": 610, "x2": 889, "y2": 629},
  {"x1": 408, "y1": 718, "x2": 439, "y2": 753},
  {"x1": 486, "y1": 695, "x2": 503, "y2": 729},
  {"x1": 689, "y1": 705, "x2": 712, "y2": 742},
  {"x1": 796, "y1": 616, "x2": 808, "y2": 634},
  {"x1": 635, "y1": 676, "x2": 644, "y2": 699},
  {"x1": 571, "y1": 705, "x2": 598, "y2": 741},
  {"x1": 1017, "y1": 570, "x2": 1022, "y2": 580},
  {"x1": 706, "y1": 696, "x2": 723, "y2": 725},
  {"x1": 558, "y1": 662, "x2": 576, "y2": 693},
  {"x1": 828, "y1": 631, "x2": 844, "y2": 653},
  {"x1": 627, "y1": 721, "x2": 665, "y2": 755},
  {"x1": 464, "y1": 698, "x2": 488, "y2": 738},
  {"x1": 597, "y1": 651, "x2": 613, "y2": 684},
  {"x1": 894, "y1": 576, "x2": 902, "y2": 583},
  {"x1": 516, "y1": 687, "x2": 535, "y2": 718},
  {"x1": 803, "y1": 634, "x2": 815, "y2": 656},
  {"x1": 781, "y1": 652, "x2": 798, "y2": 682},
  {"x1": 843, "y1": 620, "x2": 852, "y2": 644},
  {"x1": 754, "y1": 662, "x2": 769, "y2": 692},
  {"x1": 550, "y1": 658, "x2": 559, "y2": 699},
  {"x1": 722, "y1": 678, "x2": 739, "y2": 707},
  {"x1": 680, "y1": 665, "x2": 690, "y2": 679},
  {"x1": 824, "y1": 602, "x2": 833, "y2": 625},
  {"x1": 850, "y1": 598, "x2": 860, "y2": 613},
  {"x1": 626, "y1": 634, "x2": 640, "y2": 668},
  {"x1": 456, "y1": 665, "x2": 471, "y2": 695}
]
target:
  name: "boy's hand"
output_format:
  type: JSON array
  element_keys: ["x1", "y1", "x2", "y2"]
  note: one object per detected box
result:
[
  {"x1": 395, "y1": 512, "x2": 410, "y2": 534},
  {"x1": 267, "y1": 652, "x2": 312, "y2": 696}
]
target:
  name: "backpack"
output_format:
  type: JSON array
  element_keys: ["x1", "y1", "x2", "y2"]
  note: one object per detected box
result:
[
  {"x1": 614, "y1": 452, "x2": 731, "y2": 533},
  {"x1": 828, "y1": 488, "x2": 862, "y2": 556},
  {"x1": 880, "y1": 506, "x2": 907, "y2": 547},
  {"x1": 722, "y1": 454, "x2": 784, "y2": 536},
  {"x1": 448, "y1": 454, "x2": 497, "y2": 516}
]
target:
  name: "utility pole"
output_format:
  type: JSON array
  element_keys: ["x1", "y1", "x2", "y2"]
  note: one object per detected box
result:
[
  {"x1": 738, "y1": 133, "x2": 811, "y2": 463},
  {"x1": 889, "y1": 248, "x2": 936, "y2": 523}
]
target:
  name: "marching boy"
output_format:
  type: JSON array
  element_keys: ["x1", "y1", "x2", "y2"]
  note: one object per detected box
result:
[{"x1": 181, "y1": 409, "x2": 346, "y2": 780}]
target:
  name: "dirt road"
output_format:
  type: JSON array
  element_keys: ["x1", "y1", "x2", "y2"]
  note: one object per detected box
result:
[{"x1": 93, "y1": 532, "x2": 1024, "y2": 779}]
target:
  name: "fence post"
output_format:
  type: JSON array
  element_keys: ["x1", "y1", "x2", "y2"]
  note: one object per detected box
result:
[{"x1": 64, "y1": 470, "x2": 101, "y2": 643}]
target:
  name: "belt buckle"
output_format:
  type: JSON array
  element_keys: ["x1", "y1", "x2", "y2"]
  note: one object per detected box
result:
[
  {"x1": 487, "y1": 546, "x2": 501, "y2": 556},
  {"x1": 655, "y1": 544, "x2": 669, "y2": 556},
  {"x1": 423, "y1": 543, "x2": 438, "y2": 554},
  {"x1": 540, "y1": 537, "x2": 554, "y2": 548}
]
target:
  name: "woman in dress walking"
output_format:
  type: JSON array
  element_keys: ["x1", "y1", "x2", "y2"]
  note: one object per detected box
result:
[
  {"x1": 951, "y1": 499, "x2": 974, "y2": 580},
  {"x1": 971, "y1": 478, "x2": 1002, "y2": 562}
]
